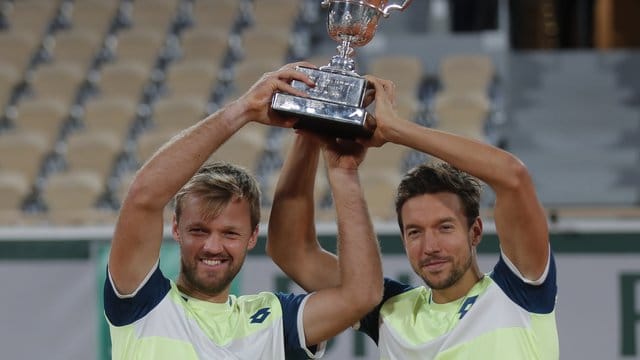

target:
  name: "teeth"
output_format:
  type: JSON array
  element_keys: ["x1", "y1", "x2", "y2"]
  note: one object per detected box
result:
[{"x1": 202, "y1": 259, "x2": 222, "y2": 266}]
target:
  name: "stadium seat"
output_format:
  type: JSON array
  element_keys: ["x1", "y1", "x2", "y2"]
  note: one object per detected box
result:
[
  {"x1": 109, "y1": 27, "x2": 165, "y2": 67},
  {"x1": 5, "y1": 0, "x2": 60, "y2": 36},
  {"x1": 151, "y1": 97, "x2": 207, "y2": 132},
  {"x1": 240, "y1": 29, "x2": 291, "y2": 64},
  {"x1": 432, "y1": 92, "x2": 490, "y2": 142},
  {"x1": 65, "y1": 130, "x2": 122, "y2": 179},
  {"x1": 41, "y1": 170, "x2": 113, "y2": 225},
  {"x1": 250, "y1": 0, "x2": 299, "y2": 32},
  {"x1": 360, "y1": 144, "x2": 409, "y2": 175},
  {"x1": 128, "y1": 0, "x2": 179, "y2": 30},
  {"x1": 27, "y1": 62, "x2": 86, "y2": 106},
  {"x1": 208, "y1": 129, "x2": 267, "y2": 171},
  {"x1": 439, "y1": 54, "x2": 495, "y2": 95},
  {"x1": 95, "y1": 60, "x2": 152, "y2": 102},
  {"x1": 179, "y1": 27, "x2": 230, "y2": 64},
  {"x1": 0, "y1": 31, "x2": 39, "y2": 74},
  {"x1": 0, "y1": 209, "x2": 34, "y2": 226},
  {"x1": 163, "y1": 60, "x2": 220, "y2": 101},
  {"x1": 82, "y1": 97, "x2": 138, "y2": 137},
  {"x1": 42, "y1": 170, "x2": 104, "y2": 210},
  {"x1": 69, "y1": 0, "x2": 120, "y2": 36},
  {"x1": 12, "y1": 98, "x2": 69, "y2": 146},
  {"x1": 190, "y1": 0, "x2": 242, "y2": 33},
  {"x1": 0, "y1": 171, "x2": 31, "y2": 211},
  {"x1": 0, "y1": 130, "x2": 50, "y2": 185},
  {"x1": 368, "y1": 55, "x2": 425, "y2": 97},
  {"x1": 46, "y1": 28, "x2": 103, "y2": 71}
]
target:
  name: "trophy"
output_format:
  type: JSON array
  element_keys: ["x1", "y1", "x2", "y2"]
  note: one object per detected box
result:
[{"x1": 271, "y1": 0, "x2": 413, "y2": 138}]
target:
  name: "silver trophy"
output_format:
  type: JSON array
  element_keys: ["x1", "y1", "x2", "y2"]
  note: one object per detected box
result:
[{"x1": 271, "y1": 0, "x2": 412, "y2": 138}]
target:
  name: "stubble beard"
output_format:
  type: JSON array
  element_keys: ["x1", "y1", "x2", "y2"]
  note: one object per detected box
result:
[
  {"x1": 421, "y1": 243, "x2": 473, "y2": 290},
  {"x1": 181, "y1": 258, "x2": 239, "y2": 296}
]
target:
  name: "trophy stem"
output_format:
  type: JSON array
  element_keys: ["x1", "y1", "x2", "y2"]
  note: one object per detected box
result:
[
  {"x1": 338, "y1": 39, "x2": 353, "y2": 58},
  {"x1": 323, "y1": 38, "x2": 356, "y2": 74}
]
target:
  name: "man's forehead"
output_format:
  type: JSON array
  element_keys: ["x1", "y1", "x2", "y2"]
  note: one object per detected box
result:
[
  {"x1": 401, "y1": 193, "x2": 465, "y2": 219},
  {"x1": 404, "y1": 192, "x2": 463, "y2": 210}
]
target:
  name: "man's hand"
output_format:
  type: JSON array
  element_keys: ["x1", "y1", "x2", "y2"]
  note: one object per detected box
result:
[
  {"x1": 296, "y1": 130, "x2": 366, "y2": 171},
  {"x1": 236, "y1": 62, "x2": 317, "y2": 128},
  {"x1": 359, "y1": 75, "x2": 406, "y2": 148},
  {"x1": 322, "y1": 137, "x2": 366, "y2": 171}
]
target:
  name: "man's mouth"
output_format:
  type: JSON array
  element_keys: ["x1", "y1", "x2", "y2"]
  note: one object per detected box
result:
[
  {"x1": 200, "y1": 258, "x2": 227, "y2": 267},
  {"x1": 421, "y1": 258, "x2": 448, "y2": 272}
]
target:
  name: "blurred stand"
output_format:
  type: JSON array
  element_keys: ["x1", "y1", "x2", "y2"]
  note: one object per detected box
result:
[
  {"x1": 508, "y1": 0, "x2": 640, "y2": 50},
  {"x1": 595, "y1": 0, "x2": 640, "y2": 48}
]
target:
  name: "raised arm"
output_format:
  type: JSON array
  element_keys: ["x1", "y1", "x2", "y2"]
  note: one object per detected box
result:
[
  {"x1": 299, "y1": 138, "x2": 383, "y2": 346},
  {"x1": 108, "y1": 64, "x2": 316, "y2": 295},
  {"x1": 266, "y1": 134, "x2": 340, "y2": 291},
  {"x1": 364, "y1": 75, "x2": 549, "y2": 280},
  {"x1": 266, "y1": 74, "x2": 377, "y2": 292}
]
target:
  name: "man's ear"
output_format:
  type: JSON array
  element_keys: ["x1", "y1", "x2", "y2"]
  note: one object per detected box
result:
[
  {"x1": 247, "y1": 225, "x2": 259, "y2": 250},
  {"x1": 171, "y1": 214, "x2": 180, "y2": 244},
  {"x1": 470, "y1": 217, "x2": 483, "y2": 247}
]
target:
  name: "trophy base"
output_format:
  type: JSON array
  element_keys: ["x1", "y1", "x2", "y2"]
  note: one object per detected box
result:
[{"x1": 271, "y1": 93, "x2": 374, "y2": 139}]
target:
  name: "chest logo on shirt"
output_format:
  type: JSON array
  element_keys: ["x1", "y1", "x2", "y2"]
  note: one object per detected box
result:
[
  {"x1": 458, "y1": 295, "x2": 478, "y2": 319},
  {"x1": 250, "y1": 307, "x2": 271, "y2": 324}
]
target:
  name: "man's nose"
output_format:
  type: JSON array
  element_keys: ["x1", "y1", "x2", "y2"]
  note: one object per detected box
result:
[
  {"x1": 422, "y1": 234, "x2": 441, "y2": 254},
  {"x1": 203, "y1": 234, "x2": 223, "y2": 253}
]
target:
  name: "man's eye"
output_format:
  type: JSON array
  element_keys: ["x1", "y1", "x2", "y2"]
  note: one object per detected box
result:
[{"x1": 440, "y1": 224, "x2": 454, "y2": 231}]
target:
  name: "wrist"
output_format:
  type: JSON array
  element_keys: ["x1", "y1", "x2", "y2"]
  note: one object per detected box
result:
[
  {"x1": 382, "y1": 115, "x2": 409, "y2": 144},
  {"x1": 219, "y1": 99, "x2": 253, "y2": 130},
  {"x1": 327, "y1": 166, "x2": 360, "y2": 181},
  {"x1": 292, "y1": 134, "x2": 321, "y2": 154}
]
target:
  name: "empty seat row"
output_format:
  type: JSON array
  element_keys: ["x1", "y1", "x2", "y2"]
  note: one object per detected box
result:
[{"x1": 0, "y1": 0, "x2": 434, "y2": 226}]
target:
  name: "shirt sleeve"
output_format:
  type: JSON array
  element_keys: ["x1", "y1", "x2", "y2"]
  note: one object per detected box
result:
[
  {"x1": 104, "y1": 261, "x2": 171, "y2": 326},
  {"x1": 490, "y1": 251, "x2": 557, "y2": 314},
  {"x1": 275, "y1": 292, "x2": 327, "y2": 359},
  {"x1": 356, "y1": 278, "x2": 414, "y2": 344}
]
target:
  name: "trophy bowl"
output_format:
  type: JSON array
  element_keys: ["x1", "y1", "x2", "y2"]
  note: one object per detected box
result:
[
  {"x1": 326, "y1": 0, "x2": 384, "y2": 48},
  {"x1": 271, "y1": 0, "x2": 413, "y2": 139}
]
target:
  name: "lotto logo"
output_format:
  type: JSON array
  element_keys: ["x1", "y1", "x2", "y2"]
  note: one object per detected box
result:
[{"x1": 250, "y1": 308, "x2": 271, "y2": 324}]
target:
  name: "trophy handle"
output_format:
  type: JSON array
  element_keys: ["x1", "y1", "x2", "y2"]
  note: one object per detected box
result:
[
  {"x1": 380, "y1": 0, "x2": 413, "y2": 17},
  {"x1": 320, "y1": 1, "x2": 413, "y2": 18}
]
